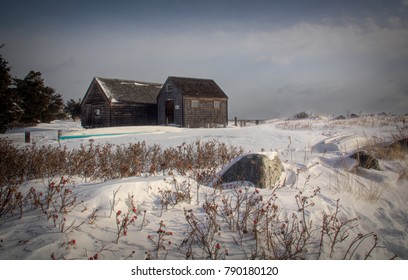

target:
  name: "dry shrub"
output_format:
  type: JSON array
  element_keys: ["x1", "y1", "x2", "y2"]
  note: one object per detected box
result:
[
  {"x1": 0, "y1": 138, "x2": 244, "y2": 185},
  {"x1": 0, "y1": 138, "x2": 243, "y2": 222},
  {"x1": 275, "y1": 121, "x2": 313, "y2": 131},
  {"x1": 0, "y1": 139, "x2": 70, "y2": 185},
  {"x1": 179, "y1": 184, "x2": 385, "y2": 260},
  {"x1": 329, "y1": 167, "x2": 387, "y2": 203},
  {"x1": 158, "y1": 177, "x2": 192, "y2": 212}
]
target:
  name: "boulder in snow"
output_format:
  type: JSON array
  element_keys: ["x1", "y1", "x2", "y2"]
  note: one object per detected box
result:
[
  {"x1": 333, "y1": 115, "x2": 346, "y2": 120},
  {"x1": 217, "y1": 152, "x2": 284, "y2": 188},
  {"x1": 349, "y1": 151, "x2": 380, "y2": 170}
]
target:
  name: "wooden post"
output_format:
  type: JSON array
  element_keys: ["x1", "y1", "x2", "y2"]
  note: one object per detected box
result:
[
  {"x1": 234, "y1": 117, "x2": 237, "y2": 126},
  {"x1": 196, "y1": 182, "x2": 199, "y2": 205},
  {"x1": 25, "y1": 131, "x2": 30, "y2": 143}
]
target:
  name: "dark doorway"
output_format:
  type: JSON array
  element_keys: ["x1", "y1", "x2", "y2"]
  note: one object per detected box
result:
[
  {"x1": 165, "y1": 100, "x2": 175, "y2": 124},
  {"x1": 84, "y1": 104, "x2": 92, "y2": 127}
]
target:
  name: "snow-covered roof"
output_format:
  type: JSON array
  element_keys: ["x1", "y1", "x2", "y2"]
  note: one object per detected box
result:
[{"x1": 95, "y1": 77, "x2": 163, "y2": 104}]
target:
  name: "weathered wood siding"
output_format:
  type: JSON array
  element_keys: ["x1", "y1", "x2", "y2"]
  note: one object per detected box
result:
[
  {"x1": 111, "y1": 104, "x2": 157, "y2": 126},
  {"x1": 81, "y1": 80, "x2": 111, "y2": 128},
  {"x1": 157, "y1": 81, "x2": 184, "y2": 126},
  {"x1": 83, "y1": 76, "x2": 228, "y2": 128},
  {"x1": 183, "y1": 98, "x2": 228, "y2": 128},
  {"x1": 158, "y1": 79, "x2": 228, "y2": 128},
  {"x1": 81, "y1": 78, "x2": 158, "y2": 128}
]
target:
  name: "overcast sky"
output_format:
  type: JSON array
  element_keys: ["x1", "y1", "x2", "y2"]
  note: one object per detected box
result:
[{"x1": 1, "y1": 0, "x2": 408, "y2": 118}]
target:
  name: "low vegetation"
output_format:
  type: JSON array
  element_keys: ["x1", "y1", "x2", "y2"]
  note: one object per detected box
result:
[
  {"x1": 0, "y1": 139, "x2": 243, "y2": 218},
  {"x1": 0, "y1": 138, "x2": 244, "y2": 187},
  {"x1": 0, "y1": 134, "x2": 402, "y2": 259},
  {"x1": 275, "y1": 114, "x2": 405, "y2": 131}
]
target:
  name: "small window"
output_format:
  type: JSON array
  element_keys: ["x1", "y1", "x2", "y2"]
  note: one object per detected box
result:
[
  {"x1": 95, "y1": 108, "x2": 101, "y2": 116},
  {"x1": 214, "y1": 101, "x2": 221, "y2": 109},
  {"x1": 191, "y1": 100, "x2": 199, "y2": 108},
  {"x1": 166, "y1": 83, "x2": 172, "y2": 93}
]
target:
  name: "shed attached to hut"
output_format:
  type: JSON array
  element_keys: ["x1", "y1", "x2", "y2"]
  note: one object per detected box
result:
[{"x1": 157, "y1": 76, "x2": 228, "y2": 128}]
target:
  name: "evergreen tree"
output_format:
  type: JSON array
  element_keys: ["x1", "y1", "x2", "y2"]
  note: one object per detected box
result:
[
  {"x1": 47, "y1": 92, "x2": 65, "y2": 121},
  {"x1": 0, "y1": 45, "x2": 23, "y2": 133},
  {"x1": 0, "y1": 45, "x2": 11, "y2": 91},
  {"x1": 1, "y1": 46, "x2": 64, "y2": 132},
  {"x1": 13, "y1": 71, "x2": 64, "y2": 124},
  {"x1": 64, "y1": 98, "x2": 82, "y2": 121}
]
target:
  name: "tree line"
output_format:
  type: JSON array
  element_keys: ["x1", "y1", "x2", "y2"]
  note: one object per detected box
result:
[{"x1": 0, "y1": 45, "x2": 81, "y2": 133}]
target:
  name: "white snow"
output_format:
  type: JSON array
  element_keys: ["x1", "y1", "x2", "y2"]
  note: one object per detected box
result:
[
  {"x1": 133, "y1": 82, "x2": 149, "y2": 86},
  {"x1": 62, "y1": 125, "x2": 184, "y2": 137},
  {"x1": 95, "y1": 77, "x2": 113, "y2": 99},
  {"x1": 311, "y1": 134, "x2": 370, "y2": 154},
  {"x1": 0, "y1": 116, "x2": 407, "y2": 260}
]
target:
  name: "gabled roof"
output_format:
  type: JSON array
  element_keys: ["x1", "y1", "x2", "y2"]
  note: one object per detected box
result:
[
  {"x1": 168, "y1": 76, "x2": 228, "y2": 99},
  {"x1": 95, "y1": 77, "x2": 162, "y2": 104}
]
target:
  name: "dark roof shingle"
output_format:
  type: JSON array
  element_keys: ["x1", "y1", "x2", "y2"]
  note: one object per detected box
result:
[
  {"x1": 168, "y1": 77, "x2": 228, "y2": 99},
  {"x1": 96, "y1": 77, "x2": 162, "y2": 104}
]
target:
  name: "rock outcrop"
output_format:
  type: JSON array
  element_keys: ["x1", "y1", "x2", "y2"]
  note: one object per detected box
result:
[
  {"x1": 217, "y1": 153, "x2": 284, "y2": 188},
  {"x1": 349, "y1": 151, "x2": 380, "y2": 170}
]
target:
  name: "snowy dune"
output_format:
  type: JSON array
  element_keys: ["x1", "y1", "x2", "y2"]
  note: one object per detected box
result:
[{"x1": 0, "y1": 116, "x2": 407, "y2": 260}]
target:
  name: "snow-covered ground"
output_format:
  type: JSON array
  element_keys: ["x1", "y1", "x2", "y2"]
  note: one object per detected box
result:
[{"x1": 0, "y1": 116, "x2": 407, "y2": 260}]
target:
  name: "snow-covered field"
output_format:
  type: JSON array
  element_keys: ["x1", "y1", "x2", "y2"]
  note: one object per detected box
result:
[{"x1": 0, "y1": 116, "x2": 407, "y2": 260}]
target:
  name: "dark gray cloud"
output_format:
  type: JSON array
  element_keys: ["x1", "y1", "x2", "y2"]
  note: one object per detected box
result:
[{"x1": 1, "y1": 0, "x2": 408, "y2": 118}]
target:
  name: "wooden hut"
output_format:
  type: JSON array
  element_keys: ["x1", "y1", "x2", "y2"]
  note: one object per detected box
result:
[
  {"x1": 157, "y1": 77, "x2": 228, "y2": 128},
  {"x1": 81, "y1": 77, "x2": 162, "y2": 128}
]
